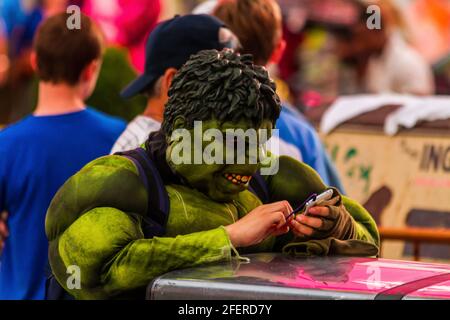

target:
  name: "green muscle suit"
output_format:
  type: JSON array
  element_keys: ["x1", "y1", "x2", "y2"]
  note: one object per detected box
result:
[{"x1": 45, "y1": 49, "x2": 378, "y2": 300}]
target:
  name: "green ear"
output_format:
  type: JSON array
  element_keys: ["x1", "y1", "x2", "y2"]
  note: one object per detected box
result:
[
  {"x1": 172, "y1": 116, "x2": 186, "y2": 131},
  {"x1": 167, "y1": 116, "x2": 187, "y2": 145}
]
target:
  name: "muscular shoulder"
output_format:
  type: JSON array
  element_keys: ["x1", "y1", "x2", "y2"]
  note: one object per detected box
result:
[
  {"x1": 46, "y1": 155, "x2": 148, "y2": 241},
  {"x1": 81, "y1": 155, "x2": 138, "y2": 172},
  {"x1": 266, "y1": 156, "x2": 327, "y2": 208}
]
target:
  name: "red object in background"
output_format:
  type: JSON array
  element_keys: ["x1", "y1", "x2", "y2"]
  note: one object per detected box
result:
[
  {"x1": 83, "y1": 0, "x2": 161, "y2": 72},
  {"x1": 308, "y1": 0, "x2": 360, "y2": 26},
  {"x1": 277, "y1": 24, "x2": 304, "y2": 82},
  {"x1": 301, "y1": 90, "x2": 323, "y2": 108}
]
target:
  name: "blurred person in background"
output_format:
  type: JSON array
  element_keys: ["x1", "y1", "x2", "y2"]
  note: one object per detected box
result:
[
  {"x1": 0, "y1": 0, "x2": 69, "y2": 124},
  {"x1": 0, "y1": 13, "x2": 125, "y2": 299},
  {"x1": 213, "y1": 0, "x2": 345, "y2": 190},
  {"x1": 333, "y1": 0, "x2": 435, "y2": 95},
  {"x1": 0, "y1": 15, "x2": 8, "y2": 264},
  {"x1": 111, "y1": 14, "x2": 240, "y2": 153},
  {"x1": 82, "y1": 0, "x2": 161, "y2": 73},
  {"x1": 274, "y1": 0, "x2": 436, "y2": 107},
  {"x1": 0, "y1": 18, "x2": 8, "y2": 87},
  {"x1": 81, "y1": 0, "x2": 162, "y2": 122},
  {"x1": 0, "y1": 0, "x2": 43, "y2": 124},
  {"x1": 0, "y1": 0, "x2": 154, "y2": 125}
]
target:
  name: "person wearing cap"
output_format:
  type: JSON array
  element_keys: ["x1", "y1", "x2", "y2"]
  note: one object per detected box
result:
[{"x1": 110, "y1": 14, "x2": 239, "y2": 154}]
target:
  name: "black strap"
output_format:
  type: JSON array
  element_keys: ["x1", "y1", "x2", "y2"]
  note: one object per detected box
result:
[
  {"x1": 116, "y1": 148, "x2": 170, "y2": 238},
  {"x1": 45, "y1": 275, "x2": 74, "y2": 300},
  {"x1": 249, "y1": 171, "x2": 270, "y2": 204}
]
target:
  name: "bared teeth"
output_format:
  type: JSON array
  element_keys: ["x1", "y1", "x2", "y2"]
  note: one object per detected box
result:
[{"x1": 223, "y1": 173, "x2": 252, "y2": 185}]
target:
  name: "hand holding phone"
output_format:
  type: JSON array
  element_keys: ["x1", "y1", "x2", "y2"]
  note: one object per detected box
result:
[
  {"x1": 302, "y1": 189, "x2": 334, "y2": 216},
  {"x1": 284, "y1": 189, "x2": 335, "y2": 226}
]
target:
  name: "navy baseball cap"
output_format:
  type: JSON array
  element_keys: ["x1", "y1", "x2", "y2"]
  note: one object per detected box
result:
[{"x1": 121, "y1": 14, "x2": 238, "y2": 99}]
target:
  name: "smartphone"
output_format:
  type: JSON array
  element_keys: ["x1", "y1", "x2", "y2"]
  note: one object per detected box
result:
[
  {"x1": 302, "y1": 189, "x2": 334, "y2": 216},
  {"x1": 284, "y1": 189, "x2": 335, "y2": 224}
]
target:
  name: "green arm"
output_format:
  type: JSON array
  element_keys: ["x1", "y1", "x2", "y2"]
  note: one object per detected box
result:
[
  {"x1": 265, "y1": 156, "x2": 379, "y2": 246},
  {"x1": 341, "y1": 196, "x2": 380, "y2": 246},
  {"x1": 58, "y1": 208, "x2": 231, "y2": 299},
  {"x1": 46, "y1": 156, "x2": 232, "y2": 300}
]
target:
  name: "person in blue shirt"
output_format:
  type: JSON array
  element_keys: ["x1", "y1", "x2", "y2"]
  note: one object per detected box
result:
[
  {"x1": 213, "y1": 0, "x2": 345, "y2": 191},
  {"x1": 0, "y1": 12, "x2": 126, "y2": 300},
  {"x1": 276, "y1": 102, "x2": 345, "y2": 191}
]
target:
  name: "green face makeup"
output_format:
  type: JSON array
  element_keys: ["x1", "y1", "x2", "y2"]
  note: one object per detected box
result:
[{"x1": 166, "y1": 118, "x2": 273, "y2": 202}]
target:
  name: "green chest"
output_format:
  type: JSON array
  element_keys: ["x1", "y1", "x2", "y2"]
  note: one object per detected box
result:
[{"x1": 164, "y1": 184, "x2": 262, "y2": 237}]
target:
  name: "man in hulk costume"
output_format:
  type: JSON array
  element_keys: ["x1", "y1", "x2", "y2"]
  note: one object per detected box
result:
[{"x1": 46, "y1": 49, "x2": 379, "y2": 300}]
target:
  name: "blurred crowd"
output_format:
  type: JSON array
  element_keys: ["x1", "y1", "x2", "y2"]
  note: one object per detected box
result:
[
  {"x1": 0, "y1": 0, "x2": 449, "y2": 300},
  {"x1": 0, "y1": 0, "x2": 161, "y2": 124},
  {"x1": 275, "y1": 0, "x2": 450, "y2": 109},
  {"x1": 1, "y1": 0, "x2": 449, "y2": 123}
]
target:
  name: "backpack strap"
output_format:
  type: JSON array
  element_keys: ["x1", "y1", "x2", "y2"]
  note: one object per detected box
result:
[
  {"x1": 115, "y1": 148, "x2": 170, "y2": 238},
  {"x1": 45, "y1": 274, "x2": 74, "y2": 300},
  {"x1": 249, "y1": 171, "x2": 270, "y2": 204}
]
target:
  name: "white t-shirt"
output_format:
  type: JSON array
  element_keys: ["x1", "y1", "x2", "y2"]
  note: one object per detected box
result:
[{"x1": 110, "y1": 115, "x2": 161, "y2": 154}]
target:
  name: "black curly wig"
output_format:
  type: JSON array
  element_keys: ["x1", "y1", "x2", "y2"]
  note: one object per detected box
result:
[{"x1": 161, "y1": 49, "x2": 281, "y2": 135}]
